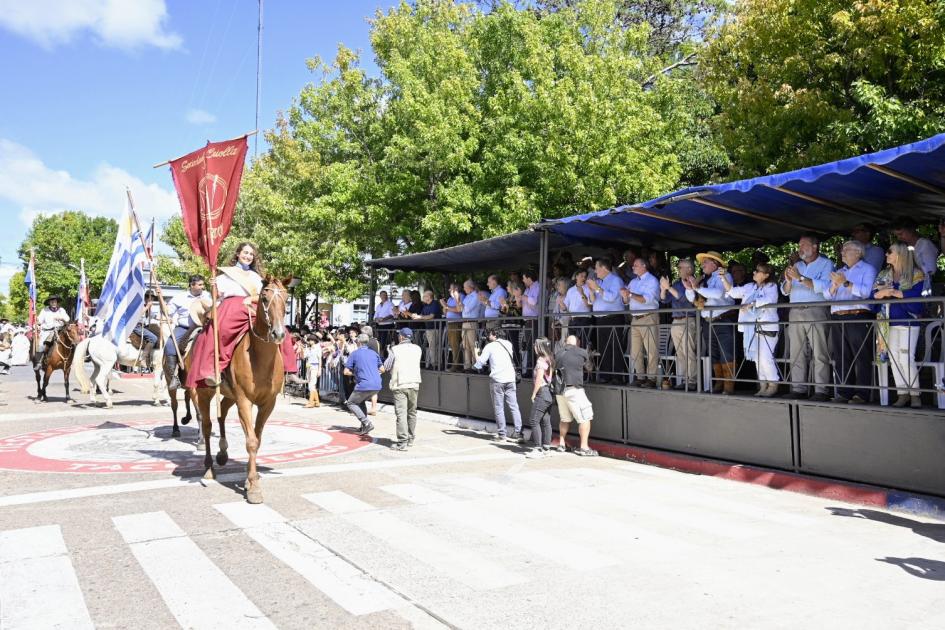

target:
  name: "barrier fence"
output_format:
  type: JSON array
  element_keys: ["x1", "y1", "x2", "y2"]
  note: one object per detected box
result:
[{"x1": 304, "y1": 296, "x2": 945, "y2": 409}]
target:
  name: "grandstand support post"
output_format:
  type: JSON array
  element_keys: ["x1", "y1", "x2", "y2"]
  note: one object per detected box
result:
[
  {"x1": 368, "y1": 267, "x2": 377, "y2": 320},
  {"x1": 537, "y1": 229, "x2": 549, "y2": 339}
]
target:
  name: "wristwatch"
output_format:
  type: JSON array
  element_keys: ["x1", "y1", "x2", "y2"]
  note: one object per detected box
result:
[{"x1": 843, "y1": 280, "x2": 852, "y2": 288}]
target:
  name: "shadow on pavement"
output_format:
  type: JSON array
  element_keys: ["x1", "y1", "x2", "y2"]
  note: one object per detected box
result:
[
  {"x1": 826, "y1": 507, "x2": 945, "y2": 544},
  {"x1": 876, "y1": 557, "x2": 945, "y2": 581}
]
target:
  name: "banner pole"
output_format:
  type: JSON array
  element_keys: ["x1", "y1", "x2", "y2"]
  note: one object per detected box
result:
[
  {"x1": 151, "y1": 131, "x2": 257, "y2": 169},
  {"x1": 200, "y1": 183, "x2": 224, "y2": 421},
  {"x1": 30, "y1": 249, "x2": 38, "y2": 356}
]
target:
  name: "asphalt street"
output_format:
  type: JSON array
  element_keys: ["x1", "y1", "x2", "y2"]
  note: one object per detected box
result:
[{"x1": 0, "y1": 365, "x2": 942, "y2": 629}]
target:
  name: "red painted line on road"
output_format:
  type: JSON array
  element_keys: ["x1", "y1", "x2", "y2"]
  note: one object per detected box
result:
[{"x1": 586, "y1": 441, "x2": 889, "y2": 507}]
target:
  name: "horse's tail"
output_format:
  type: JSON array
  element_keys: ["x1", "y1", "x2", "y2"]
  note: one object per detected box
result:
[{"x1": 73, "y1": 338, "x2": 92, "y2": 394}]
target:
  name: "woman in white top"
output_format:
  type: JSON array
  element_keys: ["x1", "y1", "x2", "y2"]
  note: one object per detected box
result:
[
  {"x1": 723, "y1": 263, "x2": 780, "y2": 397},
  {"x1": 186, "y1": 242, "x2": 297, "y2": 388}
]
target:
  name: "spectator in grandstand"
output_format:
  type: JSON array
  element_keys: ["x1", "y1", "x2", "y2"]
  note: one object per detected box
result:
[
  {"x1": 723, "y1": 263, "x2": 780, "y2": 397},
  {"x1": 586, "y1": 257, "x2": 626, "y2": 384},
  {"x1": 373, "y1": 290, "x2": 396, "y2": 348},
  {"x1": 554, "y1": 334, "x2": 597, "y2": 456},
  {"x1": 550, "y1": 276, "x2": 571, "y2": 342},
  {"x1": 729, "y1": 261, "x2": 748, "y2": 288},
  {"x1": 461, "y1": 279, "x2": 483, "y2": 372},
  {"x1": 781, "y1": 234, "x2": 834, "y2": 401},
  {"x1": 873, "y1": 243, "x2": 926, "y2": 408},
  {"x1": 521, "y1": 270, "x2": 542, "y2": 368},
  {"x1": 473, "y1": 327, "x2": 524, "y2": 441},
  {"x1": 851, "y1": 223, "x2": 885, "y2": 271},
  {"x1": 623, "y1": 257, "x2": 661, "y2": 388},
  {"x1": 892, "y1": 217, "x2": 939, "y2": 277},
  {"x1": 440, "y1": 282, "x2": 464, "y2": 372},
  {"x1": 411, "y1": 290, "x2": 444, "y2": 370},
  {"x1": 684, "y1": 251, "x2": 737, "y2": 394},
  {"x1": 824, "y1": 240, "x2": 879, "y2": 404},
  {"x1": 660, "y1": 259, "x2": 697, "y2": 391},
  {"x1": 483, "y1": 274, "x2": 506, "y2": 324},
  {"x1": 562, "y1": 268, "x2": 593, "y2": 349}
]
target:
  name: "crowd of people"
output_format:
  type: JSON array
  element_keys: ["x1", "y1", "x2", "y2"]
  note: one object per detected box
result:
[{"x1": 351, "y1": 218, "x2": 945, "y2": 410}]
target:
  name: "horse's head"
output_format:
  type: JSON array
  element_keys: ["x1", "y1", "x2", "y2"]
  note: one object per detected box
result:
[
  {"x1": 62, "y1": 322, "x2": 82, "y2": 345},
  {"x1": 257, "y1": 276, "x2": 290, "y2": 343}
]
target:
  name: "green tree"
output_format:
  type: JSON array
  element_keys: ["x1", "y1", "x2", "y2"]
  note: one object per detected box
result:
[
  {"x1": 16, "y1": 212, "x2": 118, "y2": 312},
  {"x1": 7, "y1": 271, "x2": 28, "y2": 322},
  {"x1": 244, "y1": 0, "x2": 719, "y2": 300},
  {"x1": 703, "y1": 0, "x2": 945, "y2": 177}
]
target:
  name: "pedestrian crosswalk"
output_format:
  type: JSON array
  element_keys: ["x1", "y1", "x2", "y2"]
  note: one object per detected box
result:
[{"x1": 0, "y1": 463, "x2": 904, "y2": 629}]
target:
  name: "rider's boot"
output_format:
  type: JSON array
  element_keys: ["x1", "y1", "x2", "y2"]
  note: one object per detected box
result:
[
  {"x1": 164, "y1": 354, "x2": 181, "y2": 389},
  {"x1": 141, "y1": 341, "x2": 155, "y2": 372}
]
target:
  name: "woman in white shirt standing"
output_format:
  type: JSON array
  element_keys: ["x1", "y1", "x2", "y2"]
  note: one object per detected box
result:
[{"x1": 723, "y1": 263, "x2": 780, "y2": 397}]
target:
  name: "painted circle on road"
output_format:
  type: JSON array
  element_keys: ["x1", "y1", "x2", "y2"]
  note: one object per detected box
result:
[{"x1": 0, "y1": 420, "x2": 370, "y2": 473}]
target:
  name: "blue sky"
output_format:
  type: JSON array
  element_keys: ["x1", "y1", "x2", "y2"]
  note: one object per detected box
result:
[{"x1": 0, "y1": 0, "x2": 400, "y2": 294}]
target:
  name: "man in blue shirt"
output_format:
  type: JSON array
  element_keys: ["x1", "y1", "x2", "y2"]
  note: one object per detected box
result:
[
  {"x1": 482, "y1": 274, "x2": 507, "y2": 320},
  {"x1": 824, "y1": 240, "x2": 878, "y2": 404},
  {"x1": 623, "y1": 258, "x2": 661, "y2": 387},
  {"x1": 412, "y1": 290, "x2": 444, "y2": 370},
  {"x1": 684, "y1": 251, "x2": 737, "y2": 394},
  {"x1": 460, "y1": 279, "x2": 483, "y2": 371},
  {"x1": 660, "y1": 258, "x2": 697, "y2": 390},
  {"x1": 781, "y1": 234, "x2": 834, "y2": 401},
  {"x1": 440, "y1": 282, "x2": 464, "y2": 372},
  {"x1": 585, "y1": 257, "x2": 626, "y2": 384},
  {"x1": 344, "y1": 333, "x2": 384, "y2": 435}
]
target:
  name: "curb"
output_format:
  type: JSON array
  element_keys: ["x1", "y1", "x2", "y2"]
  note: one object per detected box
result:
[{"x1": 398, "y1": 405, "x2": 945, "y2": 522}]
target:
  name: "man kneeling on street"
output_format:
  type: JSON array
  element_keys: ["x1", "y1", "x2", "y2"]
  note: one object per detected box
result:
[
  {"x1": 383, "y1": 327, "x2": 422, "y2": 450},
  {"x1": 344, "y1": 333, "x2": 384, "y2": 435}
]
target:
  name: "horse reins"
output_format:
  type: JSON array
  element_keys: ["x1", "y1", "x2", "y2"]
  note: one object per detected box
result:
[{"x1": 247, "y1": 286, "x2": 287, "y2": 344}]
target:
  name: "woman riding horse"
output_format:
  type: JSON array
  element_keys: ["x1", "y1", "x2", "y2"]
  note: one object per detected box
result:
[{"x1": 185, "y1": 242, "x2": 297, "y2": 389}]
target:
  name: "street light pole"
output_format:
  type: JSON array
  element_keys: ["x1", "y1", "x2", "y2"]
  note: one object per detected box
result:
[{"x1": 255, "y1": 0, "x2": 264, "y2": 158}]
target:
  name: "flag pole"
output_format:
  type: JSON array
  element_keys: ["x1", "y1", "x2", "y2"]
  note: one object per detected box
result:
[
  {"x1": 151, "y1": 131, "x2": 258, "y2": 169},
  {"x1": 29, "y1": 249, "x2": 38, "y2": 356},
  {"x1": 203, "y1": 183, "x2": 224, "y2": 422}
]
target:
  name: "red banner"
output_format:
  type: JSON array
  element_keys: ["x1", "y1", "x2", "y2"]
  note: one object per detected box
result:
[{"x1": 169, "y1": 137, "x2": 249, "y2": 271}]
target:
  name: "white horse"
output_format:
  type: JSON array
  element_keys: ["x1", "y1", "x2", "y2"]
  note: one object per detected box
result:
[{"x1": 73, "y1": 326, "x2": 168, "y2": 408}]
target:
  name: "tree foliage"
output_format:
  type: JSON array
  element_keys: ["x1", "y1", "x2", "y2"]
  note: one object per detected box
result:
[
  {"x1": 239, "y1": 0, "x2": 726, "y2": 299},
  {"x1": 14, "y1": 211, "x2": 118, "y2": 316},
  {"x1": 703, "y1": 0, "x2": 945, "y2": 177}
]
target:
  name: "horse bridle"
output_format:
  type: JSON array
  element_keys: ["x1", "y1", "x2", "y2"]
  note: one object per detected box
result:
[
  {"x1": 248, "y1": 285, "x2": 287, "y2": 343},
  {"x1": 51, "y1": 325, "x2": 77, "y2": 362}
]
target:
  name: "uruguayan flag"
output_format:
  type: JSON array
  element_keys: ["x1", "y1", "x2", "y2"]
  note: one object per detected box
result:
[{"x1": 96, "y1": 200, "x2": 148, "y2": 344}]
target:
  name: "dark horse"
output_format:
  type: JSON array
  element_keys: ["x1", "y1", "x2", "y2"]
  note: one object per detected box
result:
[
  {"x1": 32, "y1": 323, "x2": 82, "y2": 402},
  {"x1": 190, "y1": 277, "x2": 289, "y2": 503}
]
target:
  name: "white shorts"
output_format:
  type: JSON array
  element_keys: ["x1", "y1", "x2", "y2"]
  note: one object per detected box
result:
[{"x1": 555, "y1": 387, "x2": 593, "y2": 424}]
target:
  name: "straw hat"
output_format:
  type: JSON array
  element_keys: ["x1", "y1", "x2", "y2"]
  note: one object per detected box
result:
[
  {"x1": 188, "y1": 297, "x2": 213, "y2": 326},
  {"x1": 695, "y1": 251, "x2": 726, "y2": 267}
]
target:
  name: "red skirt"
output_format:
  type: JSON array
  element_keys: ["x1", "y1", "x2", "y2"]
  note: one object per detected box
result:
[{"x1": 185, "y1": 296, "x2": 297, "y2": 388}]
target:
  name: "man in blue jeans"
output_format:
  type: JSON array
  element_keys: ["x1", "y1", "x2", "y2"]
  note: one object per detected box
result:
[
  {"x1": 344, "y1": 333, "x2": 385, "y2": 435},
  {"x1": 473, "y1": 327, "x2": 523, "y2": 441}
]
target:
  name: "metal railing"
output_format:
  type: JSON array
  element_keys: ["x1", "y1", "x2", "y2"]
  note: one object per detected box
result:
[{"x1": 339, "y1": 296, "x2": 945, "y2": 409}]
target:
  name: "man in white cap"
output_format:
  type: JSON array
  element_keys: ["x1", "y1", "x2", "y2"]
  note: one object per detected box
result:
[{"x1": 383, "y1": 327, "x2": 423, "y2": 450}]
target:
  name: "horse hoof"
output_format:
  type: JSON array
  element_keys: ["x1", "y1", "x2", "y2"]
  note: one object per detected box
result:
[
  {"x1": 203, "y1": 467, "x2": 215, "y2": 480},
  {"x1": 246, "y1": 489, "x2": 264, "y2": 504},
  {"x1": 181, "y1": 415, "x2": 192, "y2": 425},
  {"x1": 172, "y1": 427, "x2": 181, "y2": 437},
  {"x1": 216, "y1": 451, "x2": 229, "y2": 466}
]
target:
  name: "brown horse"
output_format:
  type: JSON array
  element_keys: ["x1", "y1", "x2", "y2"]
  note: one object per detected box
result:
[
  {"x1": 33, "y1": 323, "x2": 82, "y2": 402},
  {"x1": 191, "y1": 277, "x2": 289, "y2": 503}
]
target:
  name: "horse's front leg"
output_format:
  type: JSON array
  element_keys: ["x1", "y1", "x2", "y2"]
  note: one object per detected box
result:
[
  {"x1": 216, "y1": 398, "x2": 234, "y2": 466},
  {"x1": 196, "y1": 391, "x2": 214, "y2": 479},
  {"x1": 63, "y1": 366, "x2": 73, "y2": 402},
  {"x1": 41, "y1": 367, "x2": 51, "y2": 402},
  {"x1": 235, "y1": 397, "x2": 262, "y2": 504},
  {"x1": 34, "y1": 367, "x2": 42, "y2": 400}
]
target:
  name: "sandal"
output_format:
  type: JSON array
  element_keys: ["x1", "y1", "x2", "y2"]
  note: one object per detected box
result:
[{"x1": 574, "y1": 448, "x2": 598, "y2": 457}]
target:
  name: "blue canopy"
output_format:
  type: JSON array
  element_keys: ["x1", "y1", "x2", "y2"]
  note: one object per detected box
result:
[{"x1": 541, "y1": 133, "x2": 945, "y2": 253}]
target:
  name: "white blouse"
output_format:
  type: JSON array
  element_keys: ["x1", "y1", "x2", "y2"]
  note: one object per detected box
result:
[{"x1": 217, "y1": 268, "x2": 263, "y2": 299}]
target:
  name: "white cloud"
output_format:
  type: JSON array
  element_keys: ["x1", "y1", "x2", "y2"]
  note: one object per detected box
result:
[
  {"x1": 186, "y1": 108, "x2": 217, "y2": 125},
  {"x1": 0, "y1": 0, "x2": 182, "y2": 51},
  {"x1": 0, "y1": 138, "x2": 180, "y2": 229},
  {"x1": 0, "y1": 264, "x2": 17, "y2": 295}
]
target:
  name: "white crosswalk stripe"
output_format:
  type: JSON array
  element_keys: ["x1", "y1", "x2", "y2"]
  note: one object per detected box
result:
[
  {"x1": 381, "y1": 483, "x2": 615, "y2": 571},
  {"x1": 112, "y1": 511, "x2": 276, "y2": 630},
  {"x1": 0, "y1": 525, "x2": 94, "y2": 630},
  {"x1": 303, "y1": 490, "x2": 528, "y2": 589},
  {"x1": 214, "y1": 501, "x2": 408, "y2": 616}
]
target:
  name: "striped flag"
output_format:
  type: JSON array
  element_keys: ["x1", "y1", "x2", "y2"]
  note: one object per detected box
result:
[
  {"x1": 95, "y1": 199, "x2": 148, "y2": 344},
  {"x1": 24, "y1": 250, "x2": 37, "y2": 329},
  {"x1": 76, "y1": 259, "x2": 91, "y2": 327}
]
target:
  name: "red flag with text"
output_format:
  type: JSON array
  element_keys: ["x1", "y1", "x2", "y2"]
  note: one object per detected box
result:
[{"x1": 168, "y1": 137, "x2": 249, "y2": 272}]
